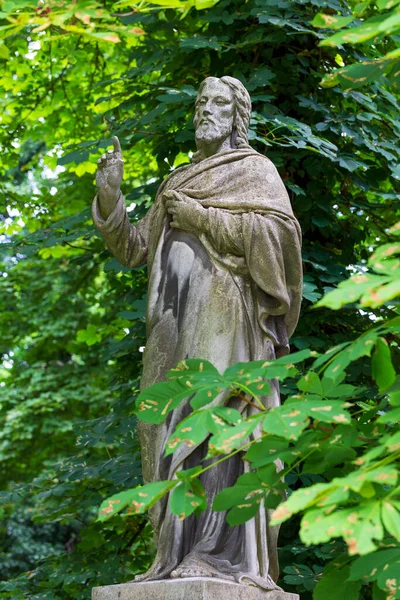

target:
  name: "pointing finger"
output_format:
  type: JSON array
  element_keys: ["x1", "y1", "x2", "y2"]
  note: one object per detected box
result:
[{"x1": 113, "y1": 136, "x2": 122, "y2": 156}]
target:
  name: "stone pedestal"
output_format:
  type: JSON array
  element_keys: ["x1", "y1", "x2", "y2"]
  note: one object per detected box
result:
[{"x1": 92, "y1": 578, "x2": 299, "y2": 600}]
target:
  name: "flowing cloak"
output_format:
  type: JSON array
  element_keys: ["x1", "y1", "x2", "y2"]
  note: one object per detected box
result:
[{"x1": 92, "y1": 148, "x2": 302, "y2": 589}]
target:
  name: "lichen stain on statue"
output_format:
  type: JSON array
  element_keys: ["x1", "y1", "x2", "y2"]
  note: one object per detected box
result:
[{"x1": 92, "y1": 77, "x2": 302, "y2": 593}]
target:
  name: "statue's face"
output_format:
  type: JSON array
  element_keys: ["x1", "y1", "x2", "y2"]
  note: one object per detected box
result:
[{"x1": 194, "y1": 79, "x2": 235, "y2": 146}]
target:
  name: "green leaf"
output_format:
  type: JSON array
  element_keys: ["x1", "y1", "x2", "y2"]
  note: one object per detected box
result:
[
  {"x1": 311, "y1": 13, "x2": 354, "y2": 30},
  {"x1": 83, "y1": 31, "x2": 122, "y2": 43},
  {"x1": 224, "y1": 349, "x2": 316, "y2": 383},
  {"x1": 364, "y1": 278, "x2": 400, "y2": 307},
  {"x1": 271, "y1": 467, "x2": 398, "y2": 525},
  {"x1": 323, "y1": 381, "x2": 357, "y2": 399},
  {"x1": 319, "y1": 13, "x2": 389, "y2": 47},
  {"x1": 300, "y1": 502, "x2": 384, "y2": 554},
  {"x1": 381, "y1": 376, "x2": 400, "y2": 407},
  {"x1": 257, "y1": 463, "x2": 282, "y2": 486},
  {"x1": 179, "y1": 35, "x2": 221, "y2": 51},
  {"x1": 349, "y1": 548, "x2": 400, "y2": 581},
  {"x1": 165, "y1": 407, "x2": 243, "y2": 456},
  {"x1": 377, "y1": 0, "x2": 400, "y2": 8},
  {"x1": 321, "y1": 60, "x2": 389, "y2": 90},
  {"x1": 284, "y1": 563, "x2": 323, "y2": 590},
  {"x1": 223, "y1": 361, "x2": 288, "y2": 383},
  {"x1": 76, "y1": 324, "x2": 102, "y2": 346},
  {"x1": 213, "y1": 466, "x2": 281, "y2": 525},
  {"x1": 97, "y1": 480, "x2": 176, "y2": 521},
  {"x1": 208, "y1": 414, "x2": 264, "y2": 455},
  {"x1": 213, "y1": 472, "x2": 262, "y2": 511},
  {"x1": 190, "y1": 386, "x2": 224, "y2": 410},
  {"x1": 312, "y1": 343, "x2": 351, "y2": 371},
  {"x1": 377, "y1": 562, "x2": 400, "y2": 595},
  {"x1": 0, "y1": 40, "x2": 9, "y2": 59},
  {"x1": 323, "y1": 330, "x2": 378, "y2": 381},
  {"x1": 263, "y1": 404, "x2": 309, "y2": 440},
  {"x1": 286, "y1": 397, "x2": 351, "y2": 424},
  {"x1": 244, "y1": 436, "x2": 290, "y2": 467},
  {"x1": 370, "y1": 242, "x2": 400, "y2": 274},
  {"x1": 355, "y1": 445, "x2": 386, "y2": 466},
  {"x1": 167, "y1": 358, "x2": 220, "y2": 379},
  {"x1": 212, "y1": 407, "x2": 243, "y2": 426},
  {"x1": 389, "y1": 221, "x2": 400, "y2": 236},
  {"x1": 314, "y1": 563, "x2": 362, "y2": 600},
  {"x1": 381, "y1": 502, "x2": 400, "y2": 541},
  {"x1": 135, "y1": 379, "x2": 191, "y2": 424},
  {"x1": 272, "y1": 483, "x2": 348, "y2": 524},
  {"x1": 176, "y1": 466, "x2": 203, "y2": 481},
  {"x1": 246, "y1": 66, "x2": 275, "y2": 91},
  {"x1": 315, "y1": 273, "x2": 390, "y2": 310},
  {"x1": 378, "y1": 406, "x2": 400, "y2": 423},
  {"x1": 297, "y1": 372, "x2": 324, "y2": 395},
  {"x1": 165, "y1": 410, "x2": 212, "y2": 456},
  {"x1": 170, "y1": 479, "x2": 207, "y2": 520},
  {"x1": 353, "y1": 2, "x2": 371, "y2": 16},
  {"x1": 225, "y1": 501, "x2": 261, "y2": 526},
  {"x1": 166, "y1": 359, "x2": 226, "y2": 410},
  {"x1": 371, "y1": 337, "x2": 396, "y2": 392},
  {"x1": 372, "y1": 582, "x2": 387, "y2": 600},
  {"x1": 384, "y1": 431, "x2": 400, "y2": 452}
]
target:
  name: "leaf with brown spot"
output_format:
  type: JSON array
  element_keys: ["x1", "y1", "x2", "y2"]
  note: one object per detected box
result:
[
  {"x1": 97, "y1": 480, "x2": 176, "y2": 522},
  {"x1": 170, "y1": 479, "x2": 207, "y2": 520},
  {"x1": 208, "y1": 414, "x2": 264, "y2": 455},
  {"x1": 381, "y1": 502, "x2": 400, "y2": 541},
  {"x1": 263, "y1": 405, "x2": 309, "y2": 440}
]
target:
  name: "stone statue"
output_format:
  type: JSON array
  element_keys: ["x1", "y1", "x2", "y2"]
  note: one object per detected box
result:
[{"x1": 92, "y1": 77, "x2": 302, "y2": 593}]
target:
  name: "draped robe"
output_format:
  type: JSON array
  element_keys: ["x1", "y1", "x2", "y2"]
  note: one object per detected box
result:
[{"x1": 92, "y1": 148, "x2": 302, "y2": 589}]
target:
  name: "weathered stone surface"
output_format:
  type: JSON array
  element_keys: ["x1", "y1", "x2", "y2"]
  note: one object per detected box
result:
[
  {"x1": 92, "y1": 76, "x2": 303, "y2": 592},
  {"x1": 92, "y1": 579, "x2": 299, "y2": 600}
]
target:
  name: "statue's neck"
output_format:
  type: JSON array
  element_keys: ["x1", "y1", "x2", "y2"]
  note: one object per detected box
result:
[{"x1": 196, "y1": 136, "x2": 233, "y2": 159}]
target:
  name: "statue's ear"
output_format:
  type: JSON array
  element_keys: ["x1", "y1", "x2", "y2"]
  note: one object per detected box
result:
[{"x1": 231, "y1": 126, "x2": 238, "y2": 148}]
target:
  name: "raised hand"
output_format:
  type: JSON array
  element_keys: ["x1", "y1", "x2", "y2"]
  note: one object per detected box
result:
[
  {"x1": 164, "y1": 191, "x2": 207, "y2": 234},
  {"x1": 96, "y1": 136, "x2": 124, "y2": 219}
]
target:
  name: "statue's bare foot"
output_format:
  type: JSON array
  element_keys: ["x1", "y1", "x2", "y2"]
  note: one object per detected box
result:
[{"x1": 171, "y1": 565, "x2": 214, "y2": 579}]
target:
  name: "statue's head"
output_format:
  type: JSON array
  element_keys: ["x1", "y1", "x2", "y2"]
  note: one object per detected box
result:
[{"x1": 193, "y1": 76, "x2": 252, "y2": 161}]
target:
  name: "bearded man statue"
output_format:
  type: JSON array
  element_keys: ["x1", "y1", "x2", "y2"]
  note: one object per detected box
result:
[{"x1": 92, "y1": 76, "x2": 302, "y2": 592}]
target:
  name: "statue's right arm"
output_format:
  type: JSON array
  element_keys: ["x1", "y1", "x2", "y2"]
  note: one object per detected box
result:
[
  {"x1": 92, "y1": 192, "x2": 154, "y2": 268},
  {"x1": 92, "y1": 136, "x2": 151, "y2": 268}
]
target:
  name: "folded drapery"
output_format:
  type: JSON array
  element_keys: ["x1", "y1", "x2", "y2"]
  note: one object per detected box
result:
[{"x1": 92, "y1": 147, "x2": 303, "y2": 590}]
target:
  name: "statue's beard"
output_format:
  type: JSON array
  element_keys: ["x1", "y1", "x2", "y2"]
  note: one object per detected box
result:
[{"x1": 195, "y1": 119, "x2": 232, "y2": 146}]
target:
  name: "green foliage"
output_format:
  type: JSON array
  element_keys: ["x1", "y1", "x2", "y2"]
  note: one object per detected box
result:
[
  {"x1": 316, "y1": 221, "x2": 400, "y2": 309},
  {"x1": 1, "y1": 0, "x2": 400, "y2": 597},
  {"x1": 99, "y1": 232, "x2": 400, "y2": 597},
  {"x1": 312, "y1": 1, "x2": 400, "y2": 89},
  {"x1": 313, "y1": 560, "x2": 362, "y2": 600},
  {"x1": 98, "y1": 481, "x2": 176, "y2": 521}
]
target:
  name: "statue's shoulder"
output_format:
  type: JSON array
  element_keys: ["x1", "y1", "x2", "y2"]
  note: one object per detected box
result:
[
  {"x1": 243, "y1": 150, "x2": 276, "y2": 166},
  {"x1": 240, "y1": 150, "x2": 282, "y2": 178}
]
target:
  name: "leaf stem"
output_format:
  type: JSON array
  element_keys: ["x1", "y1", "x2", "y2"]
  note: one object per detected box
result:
[
  {"x1": 364, "y1": 449, "x2": 400, "y2": 473},
  {"x1": 194, "y1": 438, "x2": 259, "y2": 478},
  {"x1": 280, "y1": 448, "x2": 316, "y2": 479},
  {"x1": 233, "y1": 382, "x2": 266, "y2": 411},
  {"x1": 386, "y1": 484, "x2": 400, "y2": 500}
]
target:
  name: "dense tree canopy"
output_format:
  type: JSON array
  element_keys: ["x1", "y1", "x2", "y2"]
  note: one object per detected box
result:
[{"x1": 1, "y1": 0, "x2": 399, "y2": 598}]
